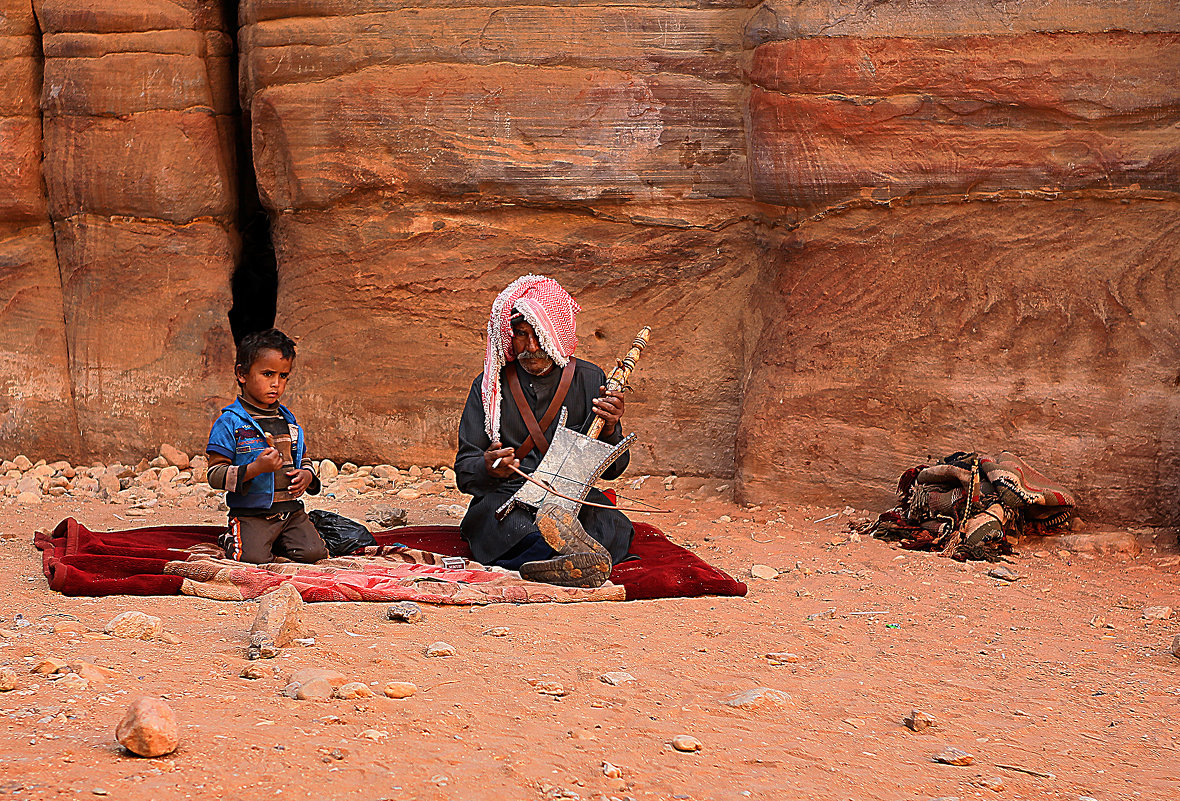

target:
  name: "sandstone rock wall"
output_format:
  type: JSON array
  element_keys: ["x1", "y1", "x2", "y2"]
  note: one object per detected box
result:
[
  {"x1": 737, "y1": 1, "x2": 1180, "y2": 523},
  {"x1": 0, "y1": 0, "x2": 1177, "y2": 524},
  {"x1": 31, "y1": 0, "x2": 237, "y2": 457},
  {"x1": 0, "y1": 0, "x2": 78, "y2": 454},
  {"x1": 240, "y1": 0, "x2": 759, "y2": 476}
]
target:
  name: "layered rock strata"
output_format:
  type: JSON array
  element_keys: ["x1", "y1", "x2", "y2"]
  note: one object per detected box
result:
[
  {"x1": 0, "y1": 0, "x2": 1177, "y2": 525},
  {"x1": 0, "y1": 0, "x2": 77, "y2": 454},
  {"x1": 737, "y1": 1, "x2": 1180, "y2": 523},
  {"x1": 33, "y1": 0, "x2": 237, "y2": 457},
  {"x1": 240, "y1": 0, "x2": 757, "y2": 475}
]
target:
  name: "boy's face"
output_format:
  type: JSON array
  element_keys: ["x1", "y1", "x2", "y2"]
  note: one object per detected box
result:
[{"x1": 236, "y1": 348, "x2": 293, "y2": 407}]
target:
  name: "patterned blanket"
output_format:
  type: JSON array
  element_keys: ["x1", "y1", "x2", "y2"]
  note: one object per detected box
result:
[
  {"x1": 164, "y1": 546, "x2": 624, "y2": 604},
  {"x1": 34, "y1": 518, "x2": 747, "y2": 602},
  {"x1": 868, "y1": 451, "x2": 1076, "y2": 561}
]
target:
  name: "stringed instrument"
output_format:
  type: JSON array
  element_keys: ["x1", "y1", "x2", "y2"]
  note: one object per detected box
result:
[{"x1": 495, "y1": 327, "x2": 654, "y2": 520}]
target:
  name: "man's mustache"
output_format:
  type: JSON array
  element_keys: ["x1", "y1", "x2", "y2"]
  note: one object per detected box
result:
[{"x1": 517, "y1": 351, "x2": 552, "y2": 363}]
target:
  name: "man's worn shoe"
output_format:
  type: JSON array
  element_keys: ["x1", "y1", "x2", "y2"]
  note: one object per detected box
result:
[
  {"x1": 520, "y1": 552, "x2": 611, "y2": 589},
  {"x1": 535, "y1": 502, "x2": 610, "y2": 560}
]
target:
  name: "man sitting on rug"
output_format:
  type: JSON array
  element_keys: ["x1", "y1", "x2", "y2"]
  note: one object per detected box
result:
[{"x1": 455, "y1": 275, "x2": 634, "y2": 588}]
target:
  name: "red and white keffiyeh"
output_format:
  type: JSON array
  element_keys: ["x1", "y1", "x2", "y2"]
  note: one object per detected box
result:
[{"x1": 481, "y1": 275, "x2": 581, "y2": 441}]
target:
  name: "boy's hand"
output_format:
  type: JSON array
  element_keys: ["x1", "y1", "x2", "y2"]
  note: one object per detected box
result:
[
  {"x1": 287, "y1": 468, "x2": 314, "y2": 497},
  {"x1": 484, "y1": 441, "x2": 519, "y2": 479},
  {"x1": 253, "y1": 447, "x2": 284, "y2": 474},
  {"x1": 593, "y1": 385, "x2": 625, "y2": 435}
]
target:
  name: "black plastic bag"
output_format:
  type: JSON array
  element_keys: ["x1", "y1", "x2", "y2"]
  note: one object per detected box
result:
[{"x1": 308, "y1": 509, "x2": 377, "y2": 557}]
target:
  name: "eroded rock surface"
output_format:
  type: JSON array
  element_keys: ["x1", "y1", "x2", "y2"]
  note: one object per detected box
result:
[{"x1": 0, "y1": 1, "x2": 1177, "y2": 524}]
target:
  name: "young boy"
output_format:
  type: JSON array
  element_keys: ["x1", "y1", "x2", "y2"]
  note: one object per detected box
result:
[{"x1": 205, "y1": 329, "x2": 328, "y2": 564}]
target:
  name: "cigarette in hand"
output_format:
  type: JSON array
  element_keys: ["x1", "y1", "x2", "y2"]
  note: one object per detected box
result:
[{"x1": 492, "y1": 457, "x2": 504, "y2": 469}]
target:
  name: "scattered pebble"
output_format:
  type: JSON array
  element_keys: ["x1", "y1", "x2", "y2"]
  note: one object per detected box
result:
[
  {"x1": 483, "y1": 627, "x2": 510, "y2": 637},
  {"x1": 296, "y1": 678, "x2": 334, "y2": 700},
  {"x1": 116, "y1": 697, "x2": 179, "y2": 757},
  {"x1": 750, "y1": 564, "x2": 778, "y2": 580},
  {"x1": 69, "y1": 661, "x2": 118, "y2": 684},
  {"x1": 904, "y1": 709, "x2": 935, "y2": 732},
  {"x1": 386, "y1": 602, "x2": 424, "y2": 624},
  {"x1": 987, "y1": 565, "x2": 1021, "y2": 582},
  {"x1": 933, "y1": 747, "x2": 974, "y2": 766},
  {"x1": 424, "y1": 642, "x2": 457, "y2": 658},
  {"x1": 366, "y1": 504, "x2": 408, "y2": 528},
  {"x1": 977, "y1": 777, "x2": 1006, "y2": 792},
  {"x1": 52, "y1": 620, "x2": 86, "y2": 635},
  {"x1": 103, "y1": 611, "x2": 162, "y2": 641},
  {"x1": 671, "y1": 734, "x2": 701, "y2": 752},
  {"x1": 765, "y1": 652, "x2": 800, "y2": 665},
  {"x1": 599, "y1": 671, "x2": 636, "y2": 686},
  {"x1": 0, "y1": 667, "x2": 17, "y2": 691},
  {"x1": 239, "y1": 664, "x2": 268, "y2": 680},
  {"x1": 720, "y1": 687, "x2": 790, "y2": 711},
  {"x1": 1171, "y1": 634, "x2": 1180, "y2": 659},
  {"x1": 32, "y1": 658, "x2": 67, "y2": 674},
  {"x1": 247, "y1": 636, "x2": 280, "y2": 660},
  {"x1": 358, "y1": 729, "x2": 388, "y2": 742},
  {"x1": 159, "y1": 444, "x2": 189, "y2": 469},
  {"x1": 529, "y1": 678, "x2": 568, "y2": 697},
  {"x1": 334, "y1": 682, "x2": 374, "y2": 700},
  {"x1": 1143, "y1": 606, "x2": 1173, "y2": 621},
  {"x1": 56, "y1": 673, "x2": 89, "y2": 691},
  {"x1": 383, "y1": 681, "x2": 417, "y2": 699},
  {"x1": 249, "y1": 583, "x2": 305, "y2": 651},
  {"x1": 602, "y1": 762, "x2": 622, "y2": 779}
]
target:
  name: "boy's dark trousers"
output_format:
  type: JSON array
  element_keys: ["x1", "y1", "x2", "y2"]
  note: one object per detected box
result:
[{"x1": 222, "y1": 509, "x2": 328, "y2": 564}]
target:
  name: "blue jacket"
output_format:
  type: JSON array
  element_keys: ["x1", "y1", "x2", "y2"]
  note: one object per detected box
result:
[{"x1": 206, "y1": 398, "x2": 311, "y2": 511}]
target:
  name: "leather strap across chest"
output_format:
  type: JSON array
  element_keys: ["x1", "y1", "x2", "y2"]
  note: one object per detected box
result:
[{"x1": 505, "y1": 360, "x2": 575, "y2": 460}]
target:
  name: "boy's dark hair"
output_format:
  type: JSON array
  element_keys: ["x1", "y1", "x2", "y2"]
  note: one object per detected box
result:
[{"x1": 235, "y1": 328, "x2": 296, "y2": 375}]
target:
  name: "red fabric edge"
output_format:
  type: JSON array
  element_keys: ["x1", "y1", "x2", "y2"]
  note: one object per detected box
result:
[{"x1": 34, "y1": 517, "x2": 747, "y2": 601}]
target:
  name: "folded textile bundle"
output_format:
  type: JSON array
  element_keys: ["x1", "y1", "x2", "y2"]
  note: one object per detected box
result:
[{"x1": 868, "y1": 451, "x2": 1076, "y2": 561}]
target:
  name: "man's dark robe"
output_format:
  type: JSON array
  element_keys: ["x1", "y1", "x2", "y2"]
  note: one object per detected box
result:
[{"x1": 455, "y1": 358, "x2": 634, "y2": 565}]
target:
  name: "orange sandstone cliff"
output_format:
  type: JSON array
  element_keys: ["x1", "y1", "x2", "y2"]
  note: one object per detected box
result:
[{"x1": 0, "y1": 1, "x2": 1176, "y2": 523}]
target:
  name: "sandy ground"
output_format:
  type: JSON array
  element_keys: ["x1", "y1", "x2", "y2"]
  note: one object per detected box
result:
[{"x1": 0, "y1": 485, "x2": 1178, "y2": 801}]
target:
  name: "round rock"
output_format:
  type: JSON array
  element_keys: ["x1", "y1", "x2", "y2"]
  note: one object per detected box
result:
[
  {"x1": 720, "y1": 687, "x2": 791, "y2": 711},
  {"x1": 104, "y1": 611, "x2": 162, "y2": 640},
  {"x1": 386, "y1": 602, "x2": 423, "y2": 624},
  {"x1": 424, "y1": 642, "x2": 457, "y2": 658},
  {"x1": 334, "y1": 682, "x2": 374, "y2": 700},
  {"x1": 295, "y1": 678, "x2": 334, "y2": 700},
  {"x1": 671, "y1": 734, "x2": 701, "y2": 752},
  {"x1": 383, "y1": 681, "x2": 417, "y2": 699},
  {"x1": 933, "y1": 746, "x2": 974, "y2": 766},
  {"x1": 116, "y1": 697, "x2": 179, "y2": 757},
  {"x1": 239, "y1": 664, "x2": 268, "y2": 680},
  {"x1": 904, "y1": 709, "x2": 935, "y2": 732},
  {"x1": 0, "y1": 667, "x2": 17, "y2": 692}
]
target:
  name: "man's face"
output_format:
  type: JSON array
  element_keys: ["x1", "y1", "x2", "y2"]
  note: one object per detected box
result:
[
  {"x1": 236, "y1": 348, "x2": 293, "y2": 407},
  {"x1": 511, "y1": 319, "x2": 555, "y2": 376}
]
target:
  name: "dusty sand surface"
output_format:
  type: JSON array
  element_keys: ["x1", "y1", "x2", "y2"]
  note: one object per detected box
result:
[{"x1": 1, "y1": 487, "x2": 1177, "y2": 801}]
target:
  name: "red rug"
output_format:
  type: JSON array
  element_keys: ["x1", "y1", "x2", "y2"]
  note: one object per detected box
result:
[{"x1": 34, "y1": 518, "x2": 746, "y2": 602}]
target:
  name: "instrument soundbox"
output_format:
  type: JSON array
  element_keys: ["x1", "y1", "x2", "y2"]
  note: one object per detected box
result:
[{"x1": 495, "y1": 327, "x2": 650, "y2": 521}]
